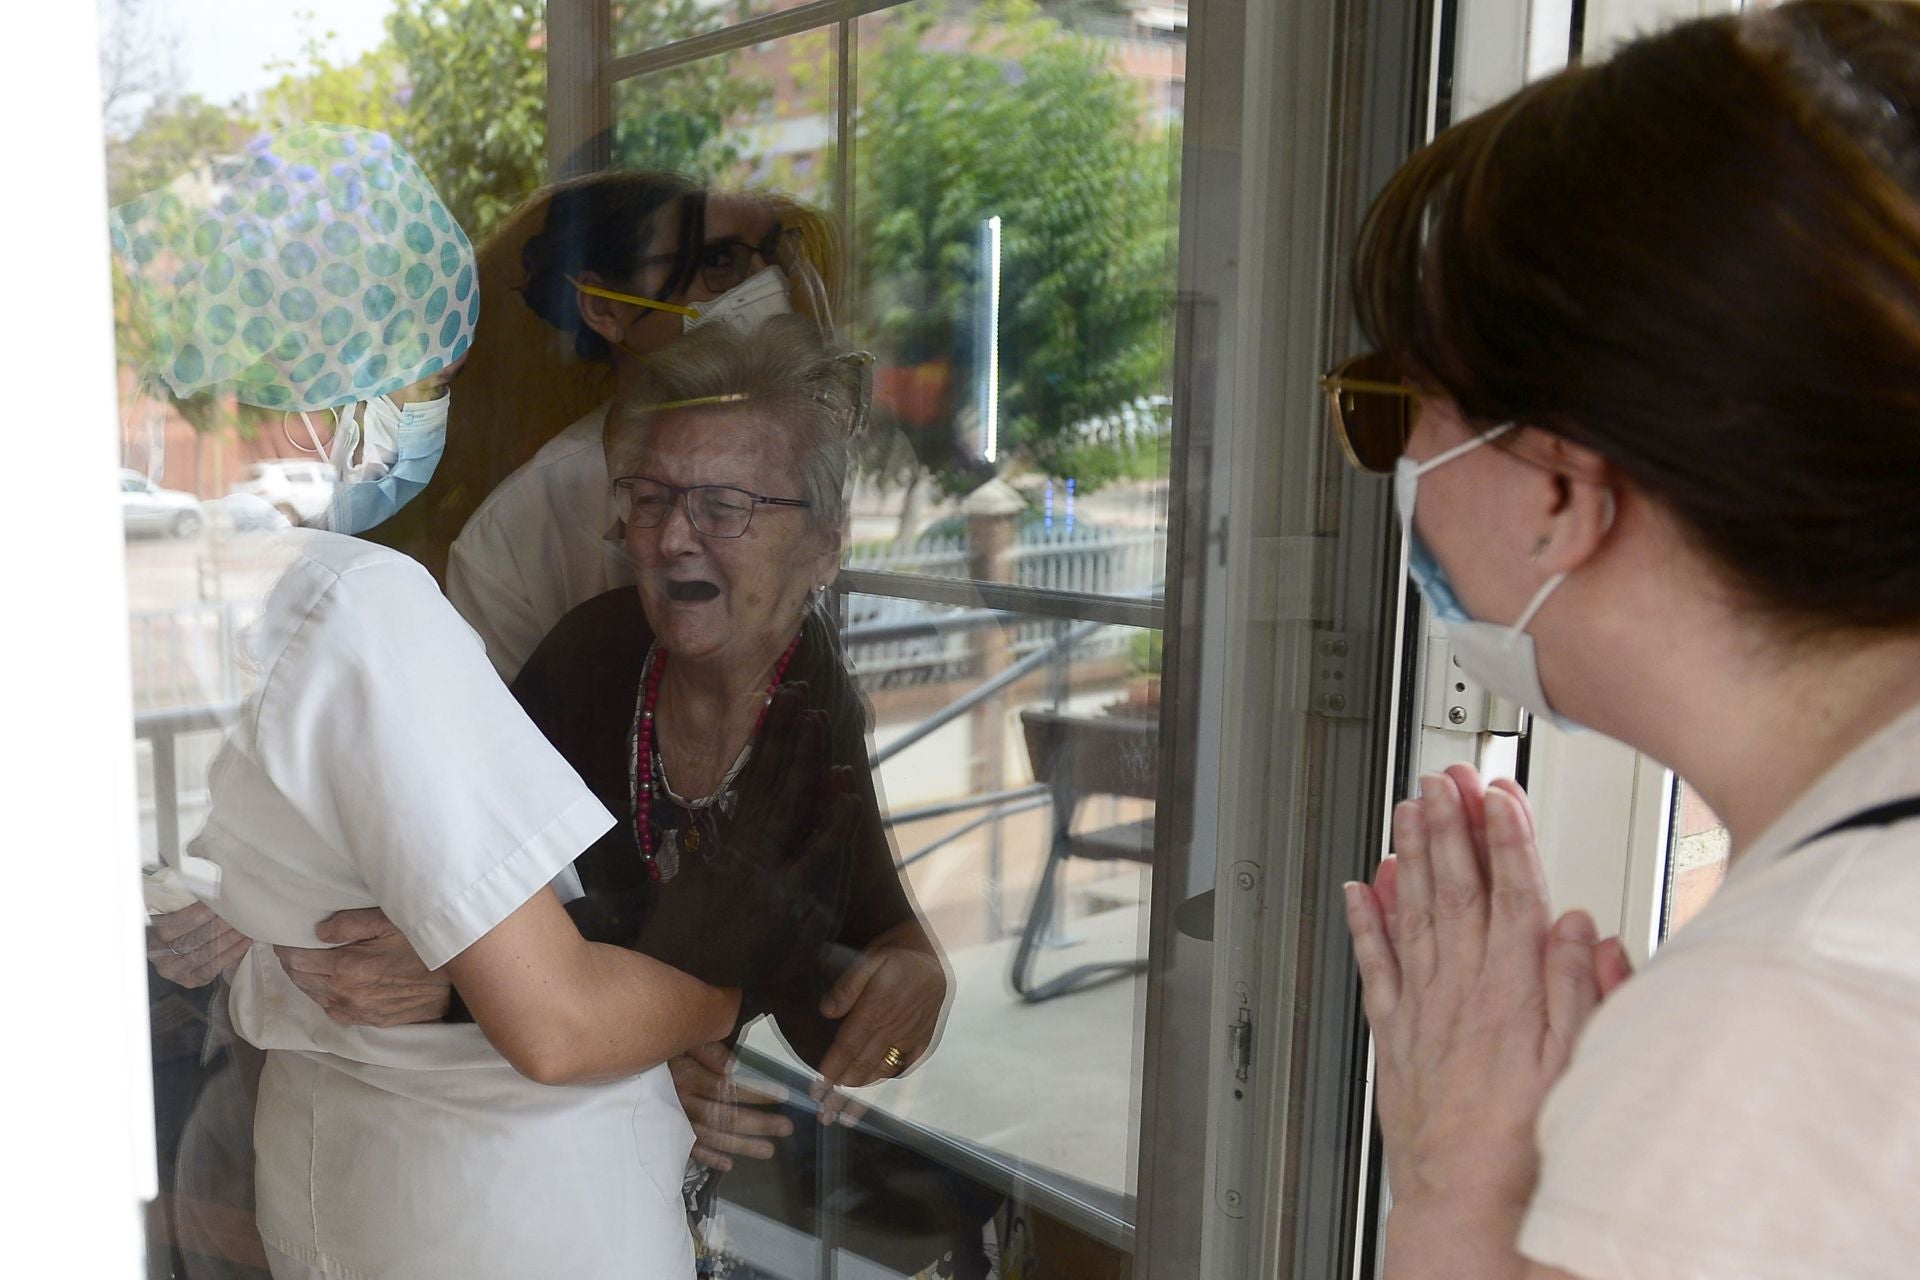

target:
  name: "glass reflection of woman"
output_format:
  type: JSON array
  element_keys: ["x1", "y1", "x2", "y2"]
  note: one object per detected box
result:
[
  {"x1": 372, "y1": 171, "x2": 840, "y2": 682},
  {"x1": 122, "y1": 132, "x2": 835, "y2": 1280},
  {"x1": 511, "y1": 313, "x2": 950, "y2": 1262}
]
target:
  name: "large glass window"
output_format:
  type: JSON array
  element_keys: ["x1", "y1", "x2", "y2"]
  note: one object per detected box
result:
[{"x1": 106, "y1": 1, "x2": 1210, "y2": 1277}]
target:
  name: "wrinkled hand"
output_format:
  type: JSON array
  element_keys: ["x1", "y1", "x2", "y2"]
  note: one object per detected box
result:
[
  {"x1": 148, "y1": 902, "x2": 251, "y2": 988},
  {"x1": 274, "y1": 908, "x2": 450, "y2": 1027},
  {"x1": 811, "y1": 941, "x2": 947, "y2": 1123},
  {"x1": 671, "y1": 1041, "x2": 795, "y2": 1173},
  {"x1": 635, "y1": 686, "x2": 860, "y2": 988},
  {"x1": 1343, "y1": 765, "x2": 1604, "y2": 1221}
]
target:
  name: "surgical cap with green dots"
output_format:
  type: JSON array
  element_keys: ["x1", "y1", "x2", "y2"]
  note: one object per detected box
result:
[{"x1": 109, "y1": 124, "x2": 477, "y2": 412}]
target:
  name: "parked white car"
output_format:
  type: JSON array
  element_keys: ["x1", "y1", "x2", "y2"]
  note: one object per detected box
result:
[
  {"x1": 119, "y1": 469, "x2": 204, "y2": 538},
  {"x1": 232, "y1": 459, "x2": 335, "y2": 524}
]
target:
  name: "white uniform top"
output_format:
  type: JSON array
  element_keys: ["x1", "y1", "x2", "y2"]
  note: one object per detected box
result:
[
  {"x1": 445, "y1": 404, "x2": 633, "y2": 682},
  {"x1": 1520, "y1": 696, "x2": 1920, "y2": 1280},
  {"x1": 192, "y1": 530, "x2": 694, "y2": 1279}
]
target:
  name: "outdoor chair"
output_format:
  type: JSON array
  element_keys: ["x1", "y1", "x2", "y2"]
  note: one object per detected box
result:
[{"x1": 1011, "y1": 708, "x2": 1158, "y2": 1002}]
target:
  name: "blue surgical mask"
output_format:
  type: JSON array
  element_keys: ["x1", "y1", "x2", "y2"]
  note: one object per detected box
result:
[
  {"x1": 317, "y1": 392, "x2": 449, "y2": 535},
  {"x1": 1394, "y1": 423, "x2": 1585, "y2": 732}
]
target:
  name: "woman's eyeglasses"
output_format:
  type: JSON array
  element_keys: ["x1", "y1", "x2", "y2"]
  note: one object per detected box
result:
[
  {"x1": 642, "y1": 226, "x2": 804, "y2": 295},
  {"x1": 1319, "y1": 351, "x2": 1417, "y2": 474},
  {"x1": 611, "y1": 475, "x2": 811, "y2": 539}
]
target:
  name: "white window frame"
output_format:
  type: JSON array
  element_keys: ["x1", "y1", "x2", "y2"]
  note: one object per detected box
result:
[{"x1": 4, "y1": 4, "x2": 157, "y2": 1274}]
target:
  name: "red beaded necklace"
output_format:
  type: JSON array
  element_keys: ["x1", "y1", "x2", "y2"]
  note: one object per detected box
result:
[{"x1": 631, "y1": 632, "x2": 803, "y2": 881}]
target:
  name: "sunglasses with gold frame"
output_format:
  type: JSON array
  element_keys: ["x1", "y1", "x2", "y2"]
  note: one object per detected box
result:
[{"x1": 1319, "y1": 351, "x2": 1417, "y2": 474}]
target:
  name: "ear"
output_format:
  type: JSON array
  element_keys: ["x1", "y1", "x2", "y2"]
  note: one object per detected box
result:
[
  {"x1": 812, "y1": 533, "x2": 844, "y2": 594},
  {"x1": 573, "y1": 271, "x2": 628, "y2": 349},
  {"x1": 1531, "y1": 434, "x2": 1618, "y2": 575}
]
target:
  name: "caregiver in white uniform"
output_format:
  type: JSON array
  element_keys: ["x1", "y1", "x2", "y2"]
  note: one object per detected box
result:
[
  {"x1": 118, "y1": 127, "x2": 746, "y2": 1280},
  {"x1": 214, "y1": 530, "x2": 730, "y2": 1280}
]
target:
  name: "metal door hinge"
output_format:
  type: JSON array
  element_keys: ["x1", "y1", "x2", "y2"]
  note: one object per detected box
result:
[
  {"x1": 1310, "y1": 630, "x2": 1374, "y2": 720},
  {"x1": 1421, "y1": 637, "x2": 1523, "y2": 734}
]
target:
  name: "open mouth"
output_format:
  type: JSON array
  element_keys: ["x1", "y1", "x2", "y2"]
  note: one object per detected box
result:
[{"x1": 665, "y1": 579, "x2": 721, "y2": 603}]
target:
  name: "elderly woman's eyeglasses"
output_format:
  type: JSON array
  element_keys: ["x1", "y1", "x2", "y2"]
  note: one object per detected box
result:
[
  {"x1": 612, "y1": 475, "x2": 811, "y2": 539},
  {"x1": 1320, "y1": 351, "x2": 1416, "y2": 474}
]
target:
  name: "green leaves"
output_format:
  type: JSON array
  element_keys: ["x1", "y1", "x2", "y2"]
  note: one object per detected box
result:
[
  {"x1": 386, "y1": 0, "x2": 547, "y2": 241},
  {"x1": 855, "y1": 0, "x2": 1177, "y2": 492}
]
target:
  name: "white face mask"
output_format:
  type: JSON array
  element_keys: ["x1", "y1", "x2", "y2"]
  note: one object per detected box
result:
[
  {"x1": 685, "y1": 263, "x2": 794, "y2": 334},
  {"x1": 1394, "y1": 424, "x2": 1586, "y2": 732}
]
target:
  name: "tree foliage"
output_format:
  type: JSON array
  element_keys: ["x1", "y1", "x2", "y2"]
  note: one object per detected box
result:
[
  {"x1": 385, "y1": 0, "x2": 548, "y2": 241},
  {"x1": 99, "y1": 0, "x2": 1176, "y2": 487},
  {"x1": 105, "y1": 95, "x2": 255, "y2": 207},
  {"x1": 261, "y1": 25, "x2": 409, "y2": 142},
  {"x1": 610, "y1": 0, "x2": 772, "y2": 182},
  {"x1": 857, "y1": 0, "x2": 1177, "y2": 491}
]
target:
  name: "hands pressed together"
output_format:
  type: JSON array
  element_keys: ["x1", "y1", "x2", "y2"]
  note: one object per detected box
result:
[{"x1": 1344, "y1": 766, "x2": 1628, "y2": 1277}]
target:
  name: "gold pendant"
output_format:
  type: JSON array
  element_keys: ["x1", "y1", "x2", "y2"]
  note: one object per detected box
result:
[{"x1": 682, "y1": 825, "x2": 701, "y2": 854}]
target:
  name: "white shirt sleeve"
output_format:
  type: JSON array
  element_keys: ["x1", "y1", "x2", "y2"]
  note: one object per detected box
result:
[
  {"x1": 250, "y1": 551, "x2": 612, "y2": 969},
  {"x1": 1520, "y1": 947, "x2": 1920, "y2": 1280},
  {"x1": 446, "y1": 521, "x2": 546, "y2": 683}
]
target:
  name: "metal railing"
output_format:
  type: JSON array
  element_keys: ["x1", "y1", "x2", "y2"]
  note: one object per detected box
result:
[
  {"x1": 130, "y1": 538, "x2": 1159, "y2": 902},
  {"x1": 842, "y1": 524, "x2": 1164, "y2": 685}
]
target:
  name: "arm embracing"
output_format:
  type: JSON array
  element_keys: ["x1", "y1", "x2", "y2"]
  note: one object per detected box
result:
[{"x1": 447, "y1": 887, "x2": 740, "y2": 1086}]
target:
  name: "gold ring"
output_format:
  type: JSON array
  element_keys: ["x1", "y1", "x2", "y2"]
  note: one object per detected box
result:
[{"x1": 881, "y1": 1045, "x2": 906, "y2": 1073}]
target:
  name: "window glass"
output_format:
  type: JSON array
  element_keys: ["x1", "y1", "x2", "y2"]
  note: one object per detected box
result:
[
  {"x1": 847, "y1": 1, "x2": 1181, "y2": 581},
  {"x1": 1663, "y1": 778, "x2": 1730, "y2": 936},
  {"x1": 613, "y1": 0, "x2": 796, "y2": 59},
  {"x1": 107, "y1": 1, "x2": 1196, "y2": 1277},
  {"x1": 613, "y1": 26, "x2": 836, "y2": 204},
  {"x1": 742, "y1": 601, "x2": 1158, "y2": 1219}
]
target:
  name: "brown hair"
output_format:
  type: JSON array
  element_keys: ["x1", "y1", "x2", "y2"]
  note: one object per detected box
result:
[{"x1": 1354, "y1": 0, "x2": 1920, "y2": 629}]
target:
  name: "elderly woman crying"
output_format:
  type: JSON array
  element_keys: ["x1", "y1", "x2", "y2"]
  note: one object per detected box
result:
[{"x1": 506, "y1": 313, "x2": 950, "y2": 1205}]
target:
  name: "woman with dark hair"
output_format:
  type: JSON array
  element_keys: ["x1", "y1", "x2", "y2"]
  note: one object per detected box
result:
[{"x1": 1332, "y1": 2, "x2": 1920, "y2": 1277}]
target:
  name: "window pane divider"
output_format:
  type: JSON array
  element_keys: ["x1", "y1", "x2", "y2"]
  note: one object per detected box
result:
[{"x1": 604, "y1": 0, "x2": 913, "y2": 83}]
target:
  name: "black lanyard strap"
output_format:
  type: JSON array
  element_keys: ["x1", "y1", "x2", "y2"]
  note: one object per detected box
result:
[{"x1": 1792, "y1": 795, "x2": 1920, "y2": 853}]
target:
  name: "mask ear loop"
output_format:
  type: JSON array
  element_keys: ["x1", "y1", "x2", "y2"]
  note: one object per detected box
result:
[
  {"x1": 125, "y1": 375, "x2": 169, "y2": 481},
  {"x1": 780, "y1": 220, "x2": 836, "y2": 337},
  {"x1": 281, "y1": 410, "x2": 331, "y2": 458},
  {"x1": 328, "y1": 403, "x2": 364, "y2": 471},
  {"x1": 1505, "y1": 485, "x2": 1614, "y2": 644}
]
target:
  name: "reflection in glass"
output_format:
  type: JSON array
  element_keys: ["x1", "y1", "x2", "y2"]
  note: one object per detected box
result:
[
  {"x1": 111, "y1": 0, "x2": 1190, "y2": 1275},
  {"x1": 742, "y1": 598, "x2": 1159, "y2": 1201},
  {"x1": 851, "y1": 1, "x2": 1180, "y2": 550},
  {"x1": 614, "y1": 27, "x2": 835, "y2": 204}
]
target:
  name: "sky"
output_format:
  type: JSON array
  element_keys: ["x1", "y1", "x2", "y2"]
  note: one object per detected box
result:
[{"x1": 144, "y1": 0, "x2": 395, "y2": 106}]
